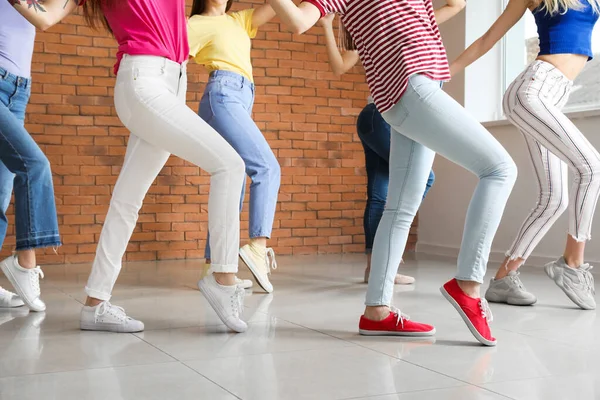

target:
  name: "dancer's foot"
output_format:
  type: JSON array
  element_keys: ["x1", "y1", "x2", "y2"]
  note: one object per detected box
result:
[
  {"x1": 80, "y1": 301, "x2": 144, "y2": 333},
  {"x1": 203, "y1": 261, "x2": 253, "y2": 290},
  {"x1": 359, "y1": 306, "x2": 435, "y2": 336},
  {"x1": 0, "y1": 286, "x2": 25, "y2": 308},
  {"x1": 485, "y1": 270, "x2": 537, "y2": 306},
  {"x1": 0, "y1": 255, "x2": 45, "y2": 312},
  {"x1": 239, "y1": 244, "x2": 277, "y2": 293},
  {"x1": 441, "y1": 279, "x2": 496, "y2": 346},
  {"x1": 545, "y1": 257, "x2": 596, "y2": 310},
  {"x1": 199, "y1": 274, "x2": 247, "y2": 333},
  {"x1": 364, "y1": 267, "x2": 415, "y2": 285}
]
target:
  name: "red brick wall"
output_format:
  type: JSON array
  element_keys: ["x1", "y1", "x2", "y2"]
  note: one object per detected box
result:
[{"x1": 1, "y1": 2, "x2": 418, "y2": 264}]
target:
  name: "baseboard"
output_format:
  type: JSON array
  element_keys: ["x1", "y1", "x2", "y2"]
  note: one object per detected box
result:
[{"x1": 415, "y1": 243, "x2": 598, "y2": 267}]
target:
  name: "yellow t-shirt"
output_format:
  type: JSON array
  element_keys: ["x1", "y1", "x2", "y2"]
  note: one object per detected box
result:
[{"x1": 188, "y1": 9, "x2": 257, "y2": 82}]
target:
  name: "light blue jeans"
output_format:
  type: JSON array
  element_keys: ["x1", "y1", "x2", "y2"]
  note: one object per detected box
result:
[
  {"x1": 200, "y1": 71, "x2": 281, "y2": 259},
  {"x1": 365, "y1": 74, "x2": 517, "y2": 307}
]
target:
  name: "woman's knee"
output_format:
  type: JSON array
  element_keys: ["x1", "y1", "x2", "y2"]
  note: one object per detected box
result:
[
  {"x1": 578, "y1": 159, "x2": 600, "y2": 184},
  {"x1": 28, "y1": 151, "x2": 53, "y2": 181}
]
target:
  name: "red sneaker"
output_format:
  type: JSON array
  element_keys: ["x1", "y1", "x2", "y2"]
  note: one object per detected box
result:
[
  {"x1": 440, "y1": 279, "x2": 497, "y2": 346},
  {"x1": 359, "y1": 307, "x2": 436, "y2": 337}
]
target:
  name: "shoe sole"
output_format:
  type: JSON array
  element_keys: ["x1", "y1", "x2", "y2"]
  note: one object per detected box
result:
[
  {"x1": 80, "y1": 322, "x2": 144, "y2": 333},
  {"x1": 440, "y1": 286, "x2": 497, "y2": 347},
  {"x1": 485, "y1": 293, "x2": 537, "y2": 306},
  {"x1": 0, "y1": 261, "x2": 45, "y2": 312},
  {"x1": 239, "y1": 248, "x2": 273, "y2": 293},
  {"x1": 198, "y1": 279, "x2": 247, "y2": 333},
  {"x1": 359, "y1": 328, "x2": 436, "y2": 337},
  {"x1": 545, "y1": 265, "x2": 596, "y2": 310}
]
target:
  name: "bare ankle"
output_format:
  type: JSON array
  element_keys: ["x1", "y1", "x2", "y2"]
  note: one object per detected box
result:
[
  {"x1": 16, "y1": 250, "x2": 36, "y2": 269},
  {"x1": 250, "y1": 237, "x2": 267, "y2": 248},
  {"x1": 214, "y1": 272, "x2": 236, "y2": 286},
  {"x1": 456, "y1": 280, "x2": 481, "y2": 299},
  {"x1": 563, "y1": 255, "x2": 583, "y2": 269},
  {"x1": 364, "y1": 306, "x2": 390, "y2": 321},
  {"x1": 85, "y1": 297, "x2": 103, "y2": 307},
  {"x1": 495, "y1": 257, "x2": 523, "y2": 280}
]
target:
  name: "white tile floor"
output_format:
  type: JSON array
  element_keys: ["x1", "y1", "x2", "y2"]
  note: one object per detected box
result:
[{"x1": 0, "y1": 253, "x2": 598, "y2": 400}]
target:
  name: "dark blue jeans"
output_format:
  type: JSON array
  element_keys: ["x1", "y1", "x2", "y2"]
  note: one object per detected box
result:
[
  {"x1": 0, "y1": 67, "x2": 60, "y2": 250},
  {"x1": 357, "y1": 103, "x2": 434, "y2": 253}
]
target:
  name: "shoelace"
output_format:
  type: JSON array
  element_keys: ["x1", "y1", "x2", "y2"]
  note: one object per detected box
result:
[
  {"x1": 390, "y1": 306, "x2": 410, "y2": 329},
  {"x1": 509, "y1": 272, "x2": 525, "y2": 289},
  {"x1": 581, "y1": 265, "x2": 595, "y2": 295},
  {"x1": 231, "y1": 286, "x2": 245, "y2": 317},
  {"x1": 95, "y1": 301, "x2": 128, "y2": 323},
  {"x1": 265, "y1": 248, "x2": 278, "y2": 274},
  {"x1": 479, "y1": 299, "x2": 493, "y2": 322},
  {"x1": 29, "y1": 267, "x2": 44, "y2": 297}
]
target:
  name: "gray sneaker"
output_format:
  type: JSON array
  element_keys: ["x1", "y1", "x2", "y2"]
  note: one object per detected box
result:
[
  {"x1": 485, "y1": 270, "x2": 537, "y2": 306},
  {"x1": 545, "y1": 257, "x2": 596, "y2": 310}
]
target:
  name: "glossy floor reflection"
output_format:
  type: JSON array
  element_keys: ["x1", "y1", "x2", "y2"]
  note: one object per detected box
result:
[{"x1": 0, "y1": 253, "x2": 598, "y2": 400}]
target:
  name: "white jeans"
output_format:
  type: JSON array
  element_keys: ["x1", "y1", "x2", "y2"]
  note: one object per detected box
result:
[
  {"x1": 85, "y1": 55, "x2": 245, "y2": 301},
  {"x1": 504, "y1": 60, "x2": 600, "y2": 260}
]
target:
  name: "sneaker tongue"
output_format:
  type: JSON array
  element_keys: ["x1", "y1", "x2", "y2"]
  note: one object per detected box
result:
[{"x1": 507, "y1": 270, "x2": 518, "y2": 277}]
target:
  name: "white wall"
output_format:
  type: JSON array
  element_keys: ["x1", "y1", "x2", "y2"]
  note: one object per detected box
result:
[
  {"x1": 419, "y1": 116, "x2": 600, "y2": 265},
  {"x1": 418, "y1": 10, "x2": 600, "y2": 265}
]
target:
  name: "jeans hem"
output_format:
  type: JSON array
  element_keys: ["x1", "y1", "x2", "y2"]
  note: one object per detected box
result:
[
  {"x1": 454, "y1": 275, "x2": 484, "y2": 284},
  {"x1": 364, "y1": 302, "x2": 391, "y2": 307},
  {"x1": 209, "y1": 263, "x2": 238, "y2": 273},
  {"x1": 249, "y1": 231, "x2": 271, "y2": 239},
  {"x1": 15, "y1": 237, "x2": 61, "y2": 251},
  {"x1": 85, "y1": 287, "x2": 112, "y2": 302}
]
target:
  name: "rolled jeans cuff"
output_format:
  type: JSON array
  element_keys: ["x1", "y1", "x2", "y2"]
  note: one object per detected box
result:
[
  {"x1": 85, "y1": 286, "x2": 112, "y2": 302},
  {"x1": 209, "y1": 263, "x2": 238, "y2": 273}
]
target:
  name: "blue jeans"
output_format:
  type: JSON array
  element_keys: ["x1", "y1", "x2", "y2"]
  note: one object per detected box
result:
[
  {"x1": 200, "y1": 71, "x2": 281, "y2": 259},
  {"x1": 0, "y1": 67, "x2": 60, "y2": 251},
  {"x1": 357, "y1": 103, "x2": 435, "y2": 252},
  {"x1": 365, "y1": 74, "x2": 517, "y2": 307}
]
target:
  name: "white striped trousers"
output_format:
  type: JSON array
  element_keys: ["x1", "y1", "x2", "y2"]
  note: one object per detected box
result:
[{"x1": 503, "y1": 60, "x2": 600, "y2": 260}]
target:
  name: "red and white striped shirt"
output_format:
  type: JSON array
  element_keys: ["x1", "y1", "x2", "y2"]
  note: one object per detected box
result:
[{"x1": 304, "y1": 0, "x2": 451, "y2": 113}]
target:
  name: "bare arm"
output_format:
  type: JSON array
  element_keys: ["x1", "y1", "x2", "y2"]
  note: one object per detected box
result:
[
  {"x1": 320, "y1": 14, "x2": 359, "y2": 76},
  {"x1": 450, "y1": 0, "x2": 530, "y2": 76},
  {"x1": 434, "y1": 0, "x2": 466, "y2": 25},
  {"x1": 8, "y1": 0, "x2": 79, "y2": 31},
  {"x1": 252, "y1": 4, "x2": 277, "y2": 29},
  {"x1": 268, "y1": 0, "x2": 321, "y2": 34}
]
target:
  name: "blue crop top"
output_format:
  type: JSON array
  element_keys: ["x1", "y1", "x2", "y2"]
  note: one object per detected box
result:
[{"x1": 533, "y1": 2, "x2": 599, "y2": 60}]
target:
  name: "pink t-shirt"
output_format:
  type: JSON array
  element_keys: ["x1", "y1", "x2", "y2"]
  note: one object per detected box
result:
[{"x1": 100, "y1": 0, "x2": 189, "y2": 74}]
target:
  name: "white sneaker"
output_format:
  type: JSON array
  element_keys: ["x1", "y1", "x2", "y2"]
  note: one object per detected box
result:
[
  {"x1": 0, "y1": 255, "x2": 45, "y2": 312},
  {"x1": 198, "y1": 274, "x2": 247, "y2": 333},
  {"x1": 0, "y1": 286, "x2": 25, "y2": 308},
  {"x1": 80, "y1": 301, "x2": 144, "y2": 333},
  {"x1": 235, "y1": 277, "x2": 253, "y2": 290},
  {"x1": 239, "y1": 244, "x2": 277, "y2": 293}
]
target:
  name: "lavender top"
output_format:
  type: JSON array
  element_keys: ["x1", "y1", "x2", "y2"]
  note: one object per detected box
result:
[{"x1": 0, "y1": 2, "x2": 36, "y2": 78}]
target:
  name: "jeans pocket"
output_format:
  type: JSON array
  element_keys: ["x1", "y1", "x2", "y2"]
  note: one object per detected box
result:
[
  {"x1": 357, "y1": 105, "x2": 376, "y2": 137},
  {"x1": 0, "y1": 79, "x2": 15, "y2": 108},
  {"x1": 114, "y1": 79, "x2": 133, "y2": 127},
  {"x1": 381, "y1": 100, "x2": 409, "y2": 129}
]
